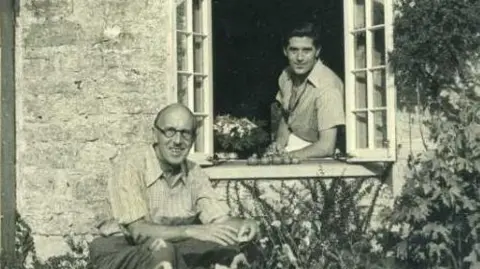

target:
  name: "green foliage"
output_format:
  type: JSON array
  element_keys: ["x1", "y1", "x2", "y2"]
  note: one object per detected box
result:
[
  {"x1": 5, "y1": 213, "x2": 90, "y2": 269},
  {"x1": 390, "y1": 0, "x2": 480, "y2": 109},
  {"x1": 388, "y1": 0, "x2": 480, "y2": 268},
  {"x1": 227, "y1": 178, "x2": 399, "y2": 269},
  {"x1": 214, "y1": 115, "x2": 270, "y2": 158}
]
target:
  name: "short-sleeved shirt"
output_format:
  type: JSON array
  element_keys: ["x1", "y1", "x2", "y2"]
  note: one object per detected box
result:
[
  {"x1": 275, "y1": 60, "x2": 345, "y2": 143},
  {"x1": 108, "y1": 144, "x2": 230, "y2": 227}
]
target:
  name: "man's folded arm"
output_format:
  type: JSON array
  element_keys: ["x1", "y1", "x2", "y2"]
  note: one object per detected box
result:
[
  {"x1": 126, "y1": 218, "x2": 192, "y2": 243},
  {"x1": 289, "y1": 89, "x2": 344, "y2": 159}
]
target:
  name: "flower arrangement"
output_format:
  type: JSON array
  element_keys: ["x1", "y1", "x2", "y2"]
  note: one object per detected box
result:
[{"x1": 213, "y1": 114, "x2": 270, "y2": 159}]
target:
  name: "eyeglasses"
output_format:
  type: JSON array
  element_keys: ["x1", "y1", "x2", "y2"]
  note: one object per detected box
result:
[{"x1": 155, "y1": 126, "x2": 194, "y2": 140}]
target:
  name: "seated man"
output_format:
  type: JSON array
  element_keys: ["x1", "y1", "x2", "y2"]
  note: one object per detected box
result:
[
  {"x1": 89, "y1": 103, "x2": 258, "y2": 269},
  {"x1": 270, "y1": 22, "x2": 345, "y2": 159}
]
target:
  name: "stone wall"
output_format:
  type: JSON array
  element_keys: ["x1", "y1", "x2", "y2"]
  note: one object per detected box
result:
[
  {"x1": 12, "y1": 0, "x2": 429, "y2": 261},
  {"x1": 15, "y1": 0, "x2": 173, "y2": 259}
]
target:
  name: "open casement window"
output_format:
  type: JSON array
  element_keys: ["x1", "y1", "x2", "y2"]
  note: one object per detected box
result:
[
  {"x1": 174, "y1": 0, "x2": 214, "y2": 163},
  {"x1": 343, "y1": 0, "x2": 396, "y2": 162}
]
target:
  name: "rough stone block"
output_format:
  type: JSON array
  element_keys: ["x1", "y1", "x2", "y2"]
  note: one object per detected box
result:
[
  {"x1": 101, "y1": 93, "x2": 163, "y2": 115},
  {"x1": 24, "y1": 20, "x2": 85, "y2": 47},
  {"x1": 20, "y1": 142, "x2": 83, "y2": 169},
  {"x1": 77, "y1": 142, "x2": 119, "y2": 164},
  {"x1": 24, "y1": 0, "x2": 74, "y2": 20},
  {"x1": 33, "y1": 235, "x2": 70, "y2": 261},
  {"x1": 23, "y1": 47, "x2": 106, "y2": 87},
  {"x1": 102, "y1": 115, "x2": 154, "y2": 145},
  {"x1": 72, "y1": 172, "x2": 109, "y2": 202},
  {"x1": 72, "y1": 199, "x2": 112, "y2": 234}
]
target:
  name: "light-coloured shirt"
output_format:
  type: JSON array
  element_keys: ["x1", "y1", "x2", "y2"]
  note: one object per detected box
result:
[
  {"x1": 108, "y1": 144, "x2": 230, "y2": 227},
  {"x1": 275, "y1": 60, "x2": 345, "y2": 143}
]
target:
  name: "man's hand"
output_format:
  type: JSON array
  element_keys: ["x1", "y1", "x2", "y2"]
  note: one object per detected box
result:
[
  {"x1": 265, "y1": 141, "x2": 285, "y2": 155},
  {"x1": 185, "y1": 223, "x2": 239, "y2": 246}
]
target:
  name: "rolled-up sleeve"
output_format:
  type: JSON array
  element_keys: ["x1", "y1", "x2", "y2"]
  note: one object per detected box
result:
[
  {"x1": 191, "y1": 167, "x2": 230, "y2": 224},
  {"x1": 315, "y1": 88, "x2": 346, "y2": 131},
  {"x1": 108, "y1": 158, "x2": 149, "y2": 226}
]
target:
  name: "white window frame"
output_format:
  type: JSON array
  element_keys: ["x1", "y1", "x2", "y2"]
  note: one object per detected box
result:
[
  {"x1": 172, "y1": 0, "x2": 396, "y2": 164},
  {"x1": 343, "y1": 0, "x2": 396, "y2": 162},
  {"x1": 172, "y1": 0, "x2": 214, "y2": 163}
]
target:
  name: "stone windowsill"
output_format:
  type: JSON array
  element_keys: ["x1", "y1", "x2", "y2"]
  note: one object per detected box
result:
[{"x1": 202, "y1": 158, "x2": 389, "y2": 180}]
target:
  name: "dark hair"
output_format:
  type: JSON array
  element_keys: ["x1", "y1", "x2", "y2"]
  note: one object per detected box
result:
[{"x1": 282, "y1": 22, "x2": 321, "y2": 49}]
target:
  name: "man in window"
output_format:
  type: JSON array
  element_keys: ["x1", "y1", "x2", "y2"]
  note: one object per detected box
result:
[
  {"x1": 89, "y1": 103, "x2": 257, "y2": 269},
  {"x1": 270, "y1": 22, "x2": 345, "y2": 159}
]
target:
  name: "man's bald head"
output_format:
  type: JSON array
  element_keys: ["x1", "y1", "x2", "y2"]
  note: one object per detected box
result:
[
  {"x1": 153, "y1": 103, "x2": 197, "y2": 167},
  {"x1": 154, "y1": 103, "x2": 197, "y2": 130}
]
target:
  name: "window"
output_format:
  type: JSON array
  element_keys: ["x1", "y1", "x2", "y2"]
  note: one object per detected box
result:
[
  {"x1": 173, "y1": 0, "x2": 396, "y2": 163},
  {"x1": 174, "y1": 0, "x2": 214, "y2": 159},
  {"x1": 343, "y1": 0, "x2": 396, "y2": 162}
]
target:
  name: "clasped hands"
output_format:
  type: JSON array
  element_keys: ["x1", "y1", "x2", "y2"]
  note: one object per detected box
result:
[
  {"x1": 134, "y1": 219, "x2": 258, "y2": 248},
  {"x1": 185, "y1": 219, "x2": 258, "y2": 246}
]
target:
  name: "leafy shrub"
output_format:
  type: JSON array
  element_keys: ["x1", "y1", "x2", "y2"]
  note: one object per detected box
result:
[
  {"x1": 227, "y1": 178, "x2": 400, "y2": 269},
  {"x1": 391, "y1": 0, "x2": 480, "y2": 110},
  {"x1": 387, "y1": 0, "x2": 480, "y2": 268},
  {"x1": 4, "y1": 213, "x2": 90, "y2": 269}
]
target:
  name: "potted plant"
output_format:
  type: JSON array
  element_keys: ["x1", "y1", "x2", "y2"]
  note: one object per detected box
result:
[{"x1": 213, "y1": 115, "x2": 270, "y2": 159}]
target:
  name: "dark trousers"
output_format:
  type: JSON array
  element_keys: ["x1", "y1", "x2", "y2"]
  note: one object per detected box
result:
[{"x1": 89, "y1": 236, "x2": 241, "y2": 269}]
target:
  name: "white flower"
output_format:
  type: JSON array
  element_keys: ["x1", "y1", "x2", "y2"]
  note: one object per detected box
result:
[
  {"x1": 370, "y1": 238, "x2": 383, "y2": 253},
  {"x1": 293, "y1": 208, "x2": 301, "y2": 216},
  {"x1": 301, "y1": 221, "x2": 312, "y2": 230},
  {"x1": 260, "y1": 237, "x2": 269, "y2": 248},
  {"x1": 301, "y1": 236, "x2": 311, "y2": 248},
  {"x1": 271, "y1": 220, "x2": 281, "y2": 228}
]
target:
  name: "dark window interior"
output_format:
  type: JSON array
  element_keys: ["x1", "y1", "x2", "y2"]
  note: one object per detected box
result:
[{"x1": 212, "y1": 0, "x2": 344, "y2": 131}]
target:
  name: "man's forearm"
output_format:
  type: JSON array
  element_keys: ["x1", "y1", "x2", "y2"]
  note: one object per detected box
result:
[
  {"x1": 127, "y1": 220, "x2": 193, "y2": 242},
  {"x1": 289, "y1": 127, "x2": 337, "y2": 159},
  {"x1": 289, "y1": 142, "x2": 334, "y2": 159},
  {"x1": 128, "y1": 217, "x2": 244, "y2": 243}
]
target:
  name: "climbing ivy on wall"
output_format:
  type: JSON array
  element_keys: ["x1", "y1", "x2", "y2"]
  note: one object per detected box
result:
[{"x1": 388, "y1": 0, "x2": 480, "y2": 268}]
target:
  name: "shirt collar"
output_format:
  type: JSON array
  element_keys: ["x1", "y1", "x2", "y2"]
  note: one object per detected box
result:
[
  {"x1": 145, "y1": 144, "x2": 189, "y2": 187},
  {"x1": 287, "y1": 59, "x2": 324, "y2": 89}
]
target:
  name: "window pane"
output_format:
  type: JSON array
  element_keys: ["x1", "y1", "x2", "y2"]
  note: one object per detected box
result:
[
  {"x1": 195, "y1": 118, "x2": 205, "y2": 152},
  {"x1": 177, "y1": 33, "x2": 188, "y2": 71},
  {"x1": 355, "y1": 71, "x2": 368, "y2": 109},
  {"x1": 177, "y1": 74, "x2": 189, "y2": 105},
  {"x1": 373, "y1": 110, "x2": 387, "y2": 148},
  {"x1": 371, "y1": 0, "x2": 385, "y2": 26},
  {"x1": 372, "y1": 69, "x2": 386, "y2": 107},
  {"x1": 354, "y1": 32, "x2": 366, "y2": 69},
  {"x1": 355, "y1": 112, "x2": 368, "y2": 149},
  {"x1": 194, "y1": 75, "x2": 205, "y2": 152},
  {"x1": 371, "y1": 28, "x2": 385, "y2": 66},
  {"x1": 193, "y1": 0, "x2": 203, "y2": 33},
  {"x1": 176, "y1": 0, "x2": 187, "y2": 31},
  {"x1": 194, "y1": 35, "x2": 204, "y2": 73},
  {"x1": 194, "y1": 76, "x2": 205, "y2": 113},
  {"x1": 354, "y1": 0, "x2": 366, "y2": 29}
]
